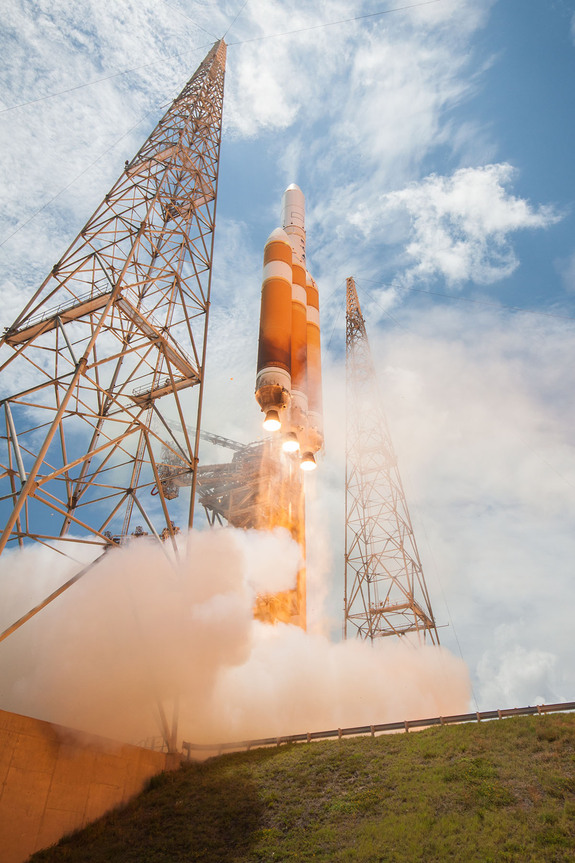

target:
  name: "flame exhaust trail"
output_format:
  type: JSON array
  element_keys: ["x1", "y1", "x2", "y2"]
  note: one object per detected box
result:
[{"x1": 253, "y1": 186, "x2": 323, "y2": 628}]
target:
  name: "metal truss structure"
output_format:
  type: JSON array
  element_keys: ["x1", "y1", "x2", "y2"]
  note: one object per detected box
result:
[
  {"x1": 159, "y1": 430, "x2": 306, "y2": 627},
  {"x1": 0, "y1": 40, "x2": 226, "y2": 559},
  {"x1": 344, "y1": 277, "x2": 439, "y2": 644},
  {"x1": 197, "y1": 439, "x2": 307, "y2": 628},
  {"x1": 196, "y1": 441, "x2": 267, "y2": 528},
  {"x1": 152, "y1": 424, "x2": 264, "y2": 528}
]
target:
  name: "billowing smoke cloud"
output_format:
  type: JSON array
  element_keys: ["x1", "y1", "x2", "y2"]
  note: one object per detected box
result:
[{"x1": 0, "y1": 528, "x2": 470, "y2": 746}]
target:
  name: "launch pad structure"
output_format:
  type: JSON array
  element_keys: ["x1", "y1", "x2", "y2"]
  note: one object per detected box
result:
[
  {"x1": 0, "y1": 40, "x2": 226, "y2": 559},
  {"x1": 156, "y1": 429, "x2": 307, "y2": 628},
  {"x1": 344, "y1": 277, "x2": 439, "y2": 644}
]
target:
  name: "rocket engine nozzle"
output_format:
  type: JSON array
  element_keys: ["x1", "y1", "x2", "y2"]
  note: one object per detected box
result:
[
  {"x1": 263, "y1": 409, "x2": 281, "y2": 432},
  {"x1": 300, "y1": 451, "x2": 317, "y2": 471},
  {"x1": 282, "y1": 431, "x2": 300, "y2": 453}
]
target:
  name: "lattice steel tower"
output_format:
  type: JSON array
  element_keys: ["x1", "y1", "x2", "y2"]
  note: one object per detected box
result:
[
  {"x1": 0, "y1": 40, "x2": 226, "y2": 558},
  {"x1": 344, "y1": 277, "x2": 439, "y2": 643}
]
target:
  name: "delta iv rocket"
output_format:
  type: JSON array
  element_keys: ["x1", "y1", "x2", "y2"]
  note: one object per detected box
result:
[{"x1": 255, "y1": 185, "x2": 323, "y2": 469}]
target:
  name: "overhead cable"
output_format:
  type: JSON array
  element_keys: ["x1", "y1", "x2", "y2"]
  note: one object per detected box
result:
[
  {"x1": 227, "y1": 0, "x2": 442, "y2": 45},
  {"x1": 0, "y1": 108, "x2": 159, "y2": 249},
  {"x1": 1, "y1": 1, "x2": 443, "y2": 113},
  {"x1": 0, "y1": 43, "x2": 213, "y2": 114},
  {"x1": 223, "y1": 0, "x2": 250, "y2": 40}
]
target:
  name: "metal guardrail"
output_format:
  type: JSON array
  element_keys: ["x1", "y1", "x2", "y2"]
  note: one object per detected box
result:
[
  {"x1": 182, "y1": 700, "x2": 575, "y2": 758},
  {"x1": 4, "y1": 288, "x2": 112, "y2": 333}
]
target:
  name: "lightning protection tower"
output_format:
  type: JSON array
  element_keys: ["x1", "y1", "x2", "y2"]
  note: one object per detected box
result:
[
  {"x1": 0, "y1": 40, "x2": 226, "y2": 559},
  {"x1": 344, "y1": 276, "x2": 439, "y2": 644}
]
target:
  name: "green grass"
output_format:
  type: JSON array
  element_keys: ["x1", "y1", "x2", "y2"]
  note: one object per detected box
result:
[{"x1": 31, "y1": 713, "x2": 575, "y2": 862}]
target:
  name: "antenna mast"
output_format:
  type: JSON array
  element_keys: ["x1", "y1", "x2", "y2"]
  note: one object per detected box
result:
[
  {"x1": 344, "y1": 276, "x2": 439, "y2": 643},
  {"x1": 0, "y1": 40, "x2": 226, "y2": 557}
]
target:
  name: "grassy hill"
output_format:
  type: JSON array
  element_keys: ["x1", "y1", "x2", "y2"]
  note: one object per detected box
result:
[{"x1": 31, "y1": 713, "x2": 575, "y2": 862}]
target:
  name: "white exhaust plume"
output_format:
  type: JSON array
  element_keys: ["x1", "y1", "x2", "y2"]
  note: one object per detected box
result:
[{"x1": 0, "y1": 528, "x2": 470, "y2": 745}]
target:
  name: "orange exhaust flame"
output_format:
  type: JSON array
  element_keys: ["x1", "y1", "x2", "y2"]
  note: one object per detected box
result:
[{"x1": 252, "y1": 439, "x2": 306, "y2": 630}]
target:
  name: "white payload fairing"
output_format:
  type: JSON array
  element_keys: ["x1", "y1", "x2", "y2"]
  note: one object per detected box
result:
[{"x1": 255, "y1": 184, "x2": 323, "y2": 469}]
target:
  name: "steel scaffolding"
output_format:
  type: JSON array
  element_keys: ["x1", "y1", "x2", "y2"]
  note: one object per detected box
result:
[
  {"x1": 0, "y1": 40, "x2": 226, "y2": 559},
  {"x1": 344, "y1": 277, "x2": 439, "y2": 643}
]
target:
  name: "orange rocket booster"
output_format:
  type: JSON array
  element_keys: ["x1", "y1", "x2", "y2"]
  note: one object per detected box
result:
[
  {"x1": 255, "y1": 185, "x2": 323, "y2": 468},
  {"x1": 255, "y1": 227, "x2": 293, "y2": 432}
]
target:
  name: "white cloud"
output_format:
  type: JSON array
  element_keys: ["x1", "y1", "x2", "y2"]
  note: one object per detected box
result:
[
  {"x1": 313, "y1": 163, "x2": 560, "y2": 292},
  {"x1": 301, "y1": 2, "x2": 499, "y2": 284},
  {"x1": 0, "y1": 0, "x2": 508, "y2": 300},
  {"x1": 0, "y1": 0, "x2": 219, "y2": 290},
  {"x1": 223, "y1": 0, "x2": 356, "y2": 138},
  {"x1": 347, "y1": 301, "x2": 575, "y2": 707},
  {"x1": 477, "y1": 626, "x2": 564, "y2": 708},
  {"x1": 382, "y1": 164, "x2": 560, "y2": 286},
  {"x1": 313, "y1": 285, "x2": 575, "y2": 708},
  {"x1": 337, "y1": 34, "x2": 466, "y2": 175}
]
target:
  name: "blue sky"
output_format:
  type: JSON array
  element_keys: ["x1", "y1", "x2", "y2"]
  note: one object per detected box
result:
[{"x1": 1, "y1": 0, "x2": 575, "y2": 719}]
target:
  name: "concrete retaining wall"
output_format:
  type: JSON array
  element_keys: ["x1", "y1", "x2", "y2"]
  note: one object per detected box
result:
[{"x1": 0, "y1": 709, "x2": 171, "y2": 863}]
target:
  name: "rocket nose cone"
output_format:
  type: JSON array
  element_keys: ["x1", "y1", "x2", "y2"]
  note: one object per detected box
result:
[
  {"x1": 281, "y1": 185, "x2": 305, "y2": 234},
  {"x1": 266, "y1": 227, "x2": 290, "y2": 244}
]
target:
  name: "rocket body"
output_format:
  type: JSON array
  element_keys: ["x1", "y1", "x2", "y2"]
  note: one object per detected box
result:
[
  {"x1": 253, "y1": 184, "x2": 322, "y2": 630},
  {"x1": 255, "y1": 185, "x2": 323, "y2": 464},
  {"x1": 255, "y1": 228, "x2": 293, "y2": 427}
]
